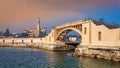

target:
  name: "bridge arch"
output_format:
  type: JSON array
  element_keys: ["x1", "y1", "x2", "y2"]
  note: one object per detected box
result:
[{"x1": 56, "y1": 27, "x2": 83, "y2": 41}]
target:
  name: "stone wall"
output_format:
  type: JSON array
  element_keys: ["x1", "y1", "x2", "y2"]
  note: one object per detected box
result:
[
  {"x1": 90, "y1": 21, "x2": 120, "y2": 46},
  {"x1": 0, "y1": 38, "x2": 44, "y2": 44}
]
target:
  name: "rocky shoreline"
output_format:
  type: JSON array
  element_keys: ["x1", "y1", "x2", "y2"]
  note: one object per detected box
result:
[
  {"x1": 67, "y1": 45, "x2": 120, "y2": 62},
  {"x1": 0, "y1": 43, "x2": 75, "y2": 51}
]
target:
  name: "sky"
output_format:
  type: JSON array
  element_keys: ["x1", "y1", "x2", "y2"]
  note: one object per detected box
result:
[{"x1": 0, "y1": 0, "x2": 120, "y2": 33}]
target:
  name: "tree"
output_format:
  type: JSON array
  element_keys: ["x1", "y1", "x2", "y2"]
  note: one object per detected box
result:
[
  {"x1": 3, "y1": 28, "x2": 10, "y2": 37},
  {"x1": 0, "y1": 31, "x2": 3, "y2": 36},
  {"x1": 98, "y1": 18, "x2": 105, "y2": 24}
]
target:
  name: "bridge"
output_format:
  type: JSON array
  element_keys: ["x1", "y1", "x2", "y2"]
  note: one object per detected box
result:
[
  {"x1": 45, "y1": 20, "x2": 120, "y2": 46},
  {"x1": 0, "y1": 19, "x2": 120, "y2": 47}
]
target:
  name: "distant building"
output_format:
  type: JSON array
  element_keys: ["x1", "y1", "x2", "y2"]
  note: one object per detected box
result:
[
  {"x1": 24, "y1": 18, "x2": 46, "y2": 37},
  {"x1": 12, "y1": 33, "x2": 19, "y2": 38},
  {"x1": 69, "y1": 37, "x2": 77, "y2": 42},
  {"x1": 0, "y1": 31, "x2": 4, "y2": 38},
  {"x1": 64, "y1": 35, "x2": 81, "y2": 42}
]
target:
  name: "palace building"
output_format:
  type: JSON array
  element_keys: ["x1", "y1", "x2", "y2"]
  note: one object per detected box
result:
[{"x1": 24, "y1": 18, "x2": 46, "y2": 37}]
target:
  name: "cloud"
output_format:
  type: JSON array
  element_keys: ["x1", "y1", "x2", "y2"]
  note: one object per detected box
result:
[{"x1": 0, "y1": 0, "x2": 119, "y2": 32}]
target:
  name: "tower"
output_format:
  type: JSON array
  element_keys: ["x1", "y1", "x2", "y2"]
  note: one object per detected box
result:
[
  {"x1": 37, "y1": 17, "x2": 40, "y2": 30},
  {"x1": 36, "y1": 17, "x2": 40, "y2": 37}
]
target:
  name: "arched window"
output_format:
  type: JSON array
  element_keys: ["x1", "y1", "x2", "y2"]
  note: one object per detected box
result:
[
  {"x1": 84, "y1": 27, "x2": 87, "y2": 34},
  {"x1": 98, "y1": 31, "x2": 101, "y2": 41}
]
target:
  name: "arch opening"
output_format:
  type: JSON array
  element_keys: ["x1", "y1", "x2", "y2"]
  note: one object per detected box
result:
[
  {"x1": 56, "y1": 28, "x2": 82, "y2": 46},
  {"x1": 64, "y1": 31, "x2": 81, "y2": 46}
]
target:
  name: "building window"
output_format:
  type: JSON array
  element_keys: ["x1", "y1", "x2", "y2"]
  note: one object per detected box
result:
[
  {"x1": 98, "y1": 31, "x2": 101, "y2": 41},
  {"x1": 3, "y1": 40, "x2": 5, "y2": 43},
  {"x1": 31, "y1": 40, "x2": 33, "y2": 43},
  {"x1": 80, "y1": 25, "x2": 82, "y2": 31},
  {"x1": 84, "y1": 27, "x2": 87, "y2": 34},
  {"x1": 12, "y1": 40, "x2": 14, "y2": 43},
  {"x1": 22, "y1": 40, "x2": 24, "y2": 43}
]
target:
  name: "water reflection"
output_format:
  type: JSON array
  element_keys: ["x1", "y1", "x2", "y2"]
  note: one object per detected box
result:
[{"x1": 44, "y1": 51, "x2": 84, "y2": 68}]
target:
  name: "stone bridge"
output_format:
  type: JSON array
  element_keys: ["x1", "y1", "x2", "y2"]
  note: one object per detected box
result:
[
  {"x1": 45, "y1": 20, "x2": 120, "y2": 46},
  {"x1": 0, "y1": 20, "x2": 120, "y2": 47}
]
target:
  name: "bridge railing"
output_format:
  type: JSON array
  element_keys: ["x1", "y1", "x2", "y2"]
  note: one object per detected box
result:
[{"x1": 55, "y1": 20, "x2": 87, "y2": 29}]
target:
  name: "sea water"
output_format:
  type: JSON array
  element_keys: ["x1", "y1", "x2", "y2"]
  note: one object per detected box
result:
[{"x1": 0, "y1": 47, "x2": 120, "y2": 68}]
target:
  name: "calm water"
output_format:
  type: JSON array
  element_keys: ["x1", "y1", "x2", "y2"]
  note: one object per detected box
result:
[{"x1": 0, "y1": 47, "x2": 120, "y2": 68}]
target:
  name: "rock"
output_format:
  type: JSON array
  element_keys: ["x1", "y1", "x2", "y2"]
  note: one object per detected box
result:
[
  {"x1": 97, "y1": 55, "x2": 104, "y2": 59},
  {"x1": 73, "y1": 46, "x2": 120, "y2": 62},
  {"x1": 103, "y1": 57, "x2": 111, "y2": 60},
  {"x1": 67, "y1": 53, "x2": 81, "y2": 57},
  {"x1": 67, "y1": 53, "x2": 74, "y2": 57},
  {"x1": 86, "y1": 54, "x2": 96, "y2": 58},
  {"x1": 75, "y1": 47, "x2": 89, "y2": 55},
  {"x1": 113, "y1": 58, "x2": 120, "y2": 62},
  {"x1": 83, "y1": 54, "x2": 90, "y2": 57},
  {"x1": 73, "y1": 53, "x2": 81, "y2": 57}
]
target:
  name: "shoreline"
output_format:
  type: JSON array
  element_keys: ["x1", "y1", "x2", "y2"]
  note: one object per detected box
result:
[
  {"x1": 1, "y1": 44, "x2": 120, "y2": 62},
  {"x1": 0, "y1": 43, "x2": 75, "y2": 51},
  {"x1": 67, "y1": 45, "x2": 120, "y2": 62}
]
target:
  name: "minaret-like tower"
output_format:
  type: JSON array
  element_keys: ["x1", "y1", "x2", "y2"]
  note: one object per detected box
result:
[
  {"x1": 36, "y1": 17, "x2": 40, "y2": 37},
  {"x1": 37, "y1": 17, "x2": 40, "y2": 30}
]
